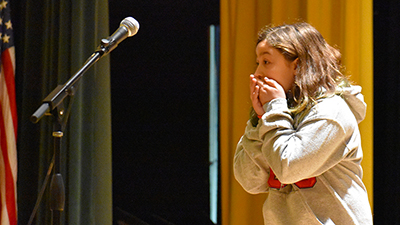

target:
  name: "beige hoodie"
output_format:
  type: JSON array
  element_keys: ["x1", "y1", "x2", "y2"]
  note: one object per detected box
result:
[{"x1": 234, "y1": 85, "x2": 373, "y2": 225}]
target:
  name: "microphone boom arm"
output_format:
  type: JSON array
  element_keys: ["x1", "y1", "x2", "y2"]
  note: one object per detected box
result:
[{"x1": 31, "y1": 51, "x2": 102, "y2": 123}]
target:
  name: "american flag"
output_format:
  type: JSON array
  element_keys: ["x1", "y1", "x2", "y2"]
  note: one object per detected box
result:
[{"x1": 0, "y1": 0, "x2": 17, "y2": 224}]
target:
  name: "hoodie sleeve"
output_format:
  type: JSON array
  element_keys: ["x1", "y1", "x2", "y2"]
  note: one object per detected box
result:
[
  {"x1": 233, "y1": 120, "x2": 271, "y2": 194},
  {"x1": 259, "y1": 96, "x2": 359, "y2": 184},
  {"x1": 234, "y1": 89, "x2": 364, "y2": 188},
  {"x1": 233, "y1": 98, "x2": 294, "y2": 193}
]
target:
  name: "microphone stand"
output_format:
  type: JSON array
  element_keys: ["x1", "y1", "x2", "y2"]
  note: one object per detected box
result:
[
  {"x1": 49, "y1": 101, "x2": 66, "y2": 225},
  {"x1": 30, "y1": 39, "x2": 113, "y2": 225}
]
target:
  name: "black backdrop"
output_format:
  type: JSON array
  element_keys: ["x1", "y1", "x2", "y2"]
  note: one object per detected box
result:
[
  {"x1": 108, "y1": 1, "x2": 219, "y2": 224},
  {"x1": 373, "y1": 1, "x2": 400, "y2": 223}
]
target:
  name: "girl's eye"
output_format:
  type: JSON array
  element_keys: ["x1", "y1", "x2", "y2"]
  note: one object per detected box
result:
[{"x1": 256, "y1": 60, "x2": 269, "y2": 65}]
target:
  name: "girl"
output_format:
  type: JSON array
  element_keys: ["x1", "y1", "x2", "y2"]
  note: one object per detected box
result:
[{"x1": 233, "y1": 22, "x2": 373, "y2": 224}]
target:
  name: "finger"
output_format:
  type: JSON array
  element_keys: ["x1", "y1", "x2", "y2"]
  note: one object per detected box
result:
[
  {"x1": 261, "y1": 77, "x2": 286, "y2": 100},
  {"x1": 249, "y1": 75, "x2": 258, "y2": 95},
  {"x1": 249, "y1": 74, "x2": 254, "y2": 87},
  {"x1": 256, "y1": 79, "x2": 270, "y2": 91},
  {"x1": 251, "y1": 85, "x2": 259, "y2": 101},
  {"x1": 259, "y1": 85, "x2": 268, "y2": 95},
  {"x1": 263, "y1": 77, "x2": 282, "y2": 89},
  {"x1": 251, "y1": 86, "x2": 265, "y2": 115}
]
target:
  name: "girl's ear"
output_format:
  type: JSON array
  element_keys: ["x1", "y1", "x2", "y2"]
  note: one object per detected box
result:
[{"x1": 292, "y1": 58, "x2": 299, "y2": 75}]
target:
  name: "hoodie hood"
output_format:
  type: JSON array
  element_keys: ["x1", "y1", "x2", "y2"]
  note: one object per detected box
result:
[{"x1": 337, "y1": 85, "x2": 367, "y2": 124}]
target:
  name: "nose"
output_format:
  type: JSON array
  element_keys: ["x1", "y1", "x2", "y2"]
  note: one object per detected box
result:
[{"x1": 254, "y1": 66, "x2": 264, "y2": 80}]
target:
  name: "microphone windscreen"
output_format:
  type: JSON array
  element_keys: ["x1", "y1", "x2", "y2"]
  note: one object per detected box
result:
[{"x1": 121, "y1": 17, "x2": 140, "y2": 37}]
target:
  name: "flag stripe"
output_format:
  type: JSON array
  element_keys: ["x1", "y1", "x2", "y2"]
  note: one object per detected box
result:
[
  {"x1": 2, "y1": 48, "x2": 16, "y2": 137},
  {"x1": 0, "y1": 106, "x2": 17, "y2": 225}
]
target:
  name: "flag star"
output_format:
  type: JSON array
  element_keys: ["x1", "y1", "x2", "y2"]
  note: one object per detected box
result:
[
  {"x1": 0, "y1": 0, "x2": 7, "y2": 9},
  {"x1": 3, "y1": 34, "x2": 10, "y2": 43},
  {"x1": 0, "y1": 18, "x2": 3, "y2": 25},
  {"x1": 5, "y1": 20, "x2": 11, "y2": 29}
]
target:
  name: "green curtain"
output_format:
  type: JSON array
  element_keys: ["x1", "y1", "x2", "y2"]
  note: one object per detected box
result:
[{"x1": 15, "y1": 0, "x2": 112, "y2": 224}]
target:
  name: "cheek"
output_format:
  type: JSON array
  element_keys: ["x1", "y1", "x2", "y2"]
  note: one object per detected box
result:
[{"x1": 279, "y1": 70, "x2": 296, "y2": 91}]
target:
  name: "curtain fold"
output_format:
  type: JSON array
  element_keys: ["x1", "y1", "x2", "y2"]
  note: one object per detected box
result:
[
  {"x1": 15, "y1": 0, "x2": 112, "y2": 224},
  {"x1": 220, "y1": 1, "x2": 373, "y2": 224}
]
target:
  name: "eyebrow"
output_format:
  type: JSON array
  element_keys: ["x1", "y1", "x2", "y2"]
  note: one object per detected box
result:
[{"x1": 257, "y1": 51, "x2": 272, "y2": 57}]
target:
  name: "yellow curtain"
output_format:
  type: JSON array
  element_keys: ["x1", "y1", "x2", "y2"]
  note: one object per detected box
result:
[{"x1": 220, "y1": 1, "x2": 373, "y2": 224}]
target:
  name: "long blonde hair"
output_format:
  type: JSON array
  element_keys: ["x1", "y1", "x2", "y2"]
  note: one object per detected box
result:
[{"x1": 257, "y1": 22, "x2": 350, "y2": 114}]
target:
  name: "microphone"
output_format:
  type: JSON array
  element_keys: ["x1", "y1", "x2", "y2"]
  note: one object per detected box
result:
[
  {"x1": 97, "y1": 17, "x2": 140, "y2": 56},
  {"x1": 31, "y1": 17, "x2": 140, "y2": 123}
]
